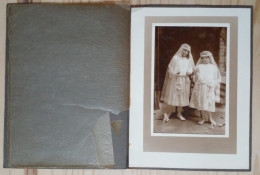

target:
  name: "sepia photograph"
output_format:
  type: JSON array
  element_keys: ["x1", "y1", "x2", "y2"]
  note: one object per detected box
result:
[{"x1": 153, "y1": 26, "x2": 229, "y2": 136}]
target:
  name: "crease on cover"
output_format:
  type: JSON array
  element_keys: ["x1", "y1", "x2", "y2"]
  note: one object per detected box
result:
[
  {"x1": 62, "y1": 103, "x2": 125, "y2": 115},
  {"x1": 92, "y1": 112, "x2": 115, "y2": 168}
]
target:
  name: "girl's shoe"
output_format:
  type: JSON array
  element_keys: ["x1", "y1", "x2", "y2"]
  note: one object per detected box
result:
[
  {"x1": 210, "y1": 120, "x2": 217, "y2": 126},
  {"x1": 163, "y1": 113, "x2": 169, "y2": 123},
  {"x1": 178, "y1": 115, "x2": 186, "y2": 121},
  {"x1": 198, "y1": 119, "x2": 205, "y2": 125}
]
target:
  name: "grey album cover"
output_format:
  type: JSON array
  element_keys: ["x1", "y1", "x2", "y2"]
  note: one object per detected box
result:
[{"x1": 5, "y1": 4, "x2": 130, "y2": 168}]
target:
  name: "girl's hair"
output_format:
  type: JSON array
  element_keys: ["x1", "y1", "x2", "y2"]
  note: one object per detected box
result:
[{"x1": 183, "y1": 49, "x2": 190, "y2": 59}]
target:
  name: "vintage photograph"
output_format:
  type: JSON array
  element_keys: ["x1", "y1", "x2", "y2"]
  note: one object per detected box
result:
[{"x1": 153, "y1": 26, "x2": 228, "y2": 135}]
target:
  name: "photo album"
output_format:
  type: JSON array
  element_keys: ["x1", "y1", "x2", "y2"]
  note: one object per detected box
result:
[{"x1": 4, "y1": 4, "x2": 252, "y2": 171}]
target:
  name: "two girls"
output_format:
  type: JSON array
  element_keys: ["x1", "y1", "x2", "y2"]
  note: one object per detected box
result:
[{"x1": 161, "y1": 44, "x2": 221, "y2": 126}]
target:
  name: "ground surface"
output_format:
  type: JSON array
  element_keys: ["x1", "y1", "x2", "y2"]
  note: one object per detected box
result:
[{"x1": 154, "y1": 108, "x2": 226, "y2": 135}]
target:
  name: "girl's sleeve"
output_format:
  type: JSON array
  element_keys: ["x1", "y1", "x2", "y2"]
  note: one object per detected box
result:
[
  {"x1": 208, "y1": 66, "x2": 221, "y2": 87},
  {"x1": 214, "y1": 66, "x2": 221, "y2": 103},
  {"x1": 168, "y1": 56, "x2": 178, "y2": 74},
  {"x1": 216, "y1": 66, "x2": 222, "y2": 83},
  {"x1": 192, "y1": 66, "x2": 199, "y2": 83},
  {"x1": 187, "y1": 58, "x2": 195, "y2": 74}
]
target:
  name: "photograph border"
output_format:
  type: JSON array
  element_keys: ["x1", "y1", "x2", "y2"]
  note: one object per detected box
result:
[{"x1": 143, "y1": 16, "x2": 237, "y2": 154}]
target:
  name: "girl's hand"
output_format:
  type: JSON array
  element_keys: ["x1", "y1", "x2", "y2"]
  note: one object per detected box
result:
[
  {"x1": 193, "y1": 67, "x2": 199, "y2": 73},
  {"x1": 186, "y1": 72, "x2": 192, "y2": 76}
]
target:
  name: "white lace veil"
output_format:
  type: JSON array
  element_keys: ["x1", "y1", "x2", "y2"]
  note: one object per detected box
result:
[{"x1": 160, "y1": 43, "x2": 195, "y2": 104}]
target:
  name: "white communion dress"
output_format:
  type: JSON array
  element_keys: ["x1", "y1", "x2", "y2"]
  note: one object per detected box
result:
[
  {"x1": 189, "y1": 63, "x2": 221, "y2": 112},
  {"x1": 160, "y1": 55, "x2": 193, "y2": 106}
]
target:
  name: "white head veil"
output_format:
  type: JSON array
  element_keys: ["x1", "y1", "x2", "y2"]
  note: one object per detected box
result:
[
  {"x1": 196, "y1": 51, "x2": 221, "y2": 103},
  {"x1": 196, "y1": 51, "x2": 218, "y2": 66},
  {"x1": 167, "y1": 43, "x2": 195, "y2": 75},
  {"x1": 173, "y1": 43, "x2": 195, "y2": 67}
]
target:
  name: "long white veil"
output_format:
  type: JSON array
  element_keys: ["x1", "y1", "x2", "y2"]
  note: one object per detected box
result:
[
  {"x1": 169, "y1": 43, "x2": 195, "y2": 71},
  {"x1": 160, "y1": 43, "x2": 194, "y2": 103}
]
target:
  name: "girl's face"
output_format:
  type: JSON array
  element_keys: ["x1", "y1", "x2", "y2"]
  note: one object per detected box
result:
[
  {"x1": 201, "y1": 56, "x2": 210, "y2": 64},
  {"x1": 182, "y1": 48, "x2": 189, "y2": 57}
]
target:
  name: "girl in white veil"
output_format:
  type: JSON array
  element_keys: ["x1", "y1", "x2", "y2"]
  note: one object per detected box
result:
[
  {"x1": 161, "y1": 43, "x2": 195, "y2": 122},
  {"x1": 189, "y1": 51, "x2": 221, "y2": 125}
]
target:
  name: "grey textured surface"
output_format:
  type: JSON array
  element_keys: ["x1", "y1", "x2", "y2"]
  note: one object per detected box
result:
[
  {"x1": 93, "y1": 112, "x2": 114, "y2": 168},
  {"x1": 5, "y1": 4, "x2": 129, "y2": 168},
  {"x1": 110, "y1": 110, "x2": 129, "y2": 169}
]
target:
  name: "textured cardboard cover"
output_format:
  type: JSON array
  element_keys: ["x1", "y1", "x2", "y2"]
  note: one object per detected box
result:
[{"x1": 5, "y1": 4, "x2": 130, "y2": 168}]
